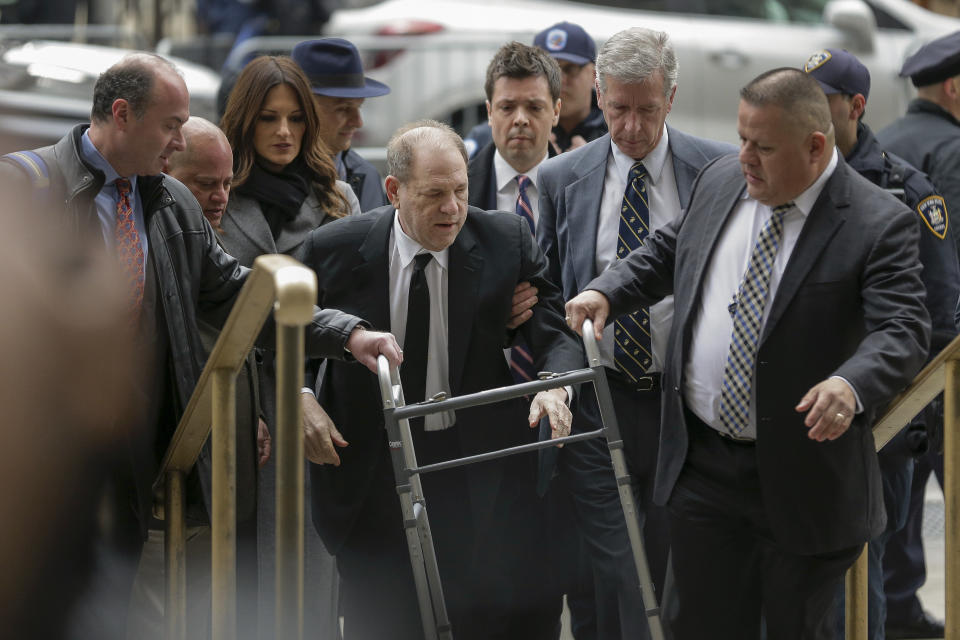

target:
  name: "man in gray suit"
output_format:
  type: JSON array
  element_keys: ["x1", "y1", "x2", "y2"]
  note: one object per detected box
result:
[
  {"x1": 536, "y1": 26, "x2": 733, "y2": 634},
  {"x1": 566, "y1": 67, "x2": 930, "y2": 639}
]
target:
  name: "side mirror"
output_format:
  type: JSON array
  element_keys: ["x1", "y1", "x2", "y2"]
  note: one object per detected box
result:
[{"x1": 824, "y1": 0, "x2": 877, "y2": 52}]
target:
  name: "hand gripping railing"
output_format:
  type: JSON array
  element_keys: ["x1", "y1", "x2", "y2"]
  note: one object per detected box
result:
[
  {"x1": 844, "y1": 332, "x2": 960, "y2": 640},
  {"x1": 152, "y1": 254, "x2": 316, "y2": 640},
  {"x1": 376, "y1": 319, "x2": 666, "y2": 640}
]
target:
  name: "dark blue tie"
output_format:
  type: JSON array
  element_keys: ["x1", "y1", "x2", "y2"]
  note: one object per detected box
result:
[
  {"x1": 510, "y1": 175, "x2": 538, "y2": 384},
  {"x1": 613, "y1": 162, "x2": 652, "y2": 382}
]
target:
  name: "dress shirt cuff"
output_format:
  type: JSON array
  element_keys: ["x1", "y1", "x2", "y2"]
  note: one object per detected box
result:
[
  {"x1": 830, "y1": 376, "x2": 863, "y2": 414},
  {"x1": 300, "y1": 387, "x2": 315, "y2": 397},
  {"x1": 564, "y1": 385, "x2": 574, "y2": 405}
]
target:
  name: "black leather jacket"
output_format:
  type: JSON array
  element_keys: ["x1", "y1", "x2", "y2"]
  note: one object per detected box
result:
[{"x1": 0, "y1": 124, "x2": 364, "y2": 529}]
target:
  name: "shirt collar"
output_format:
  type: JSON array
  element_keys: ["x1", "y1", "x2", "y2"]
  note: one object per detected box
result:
[
  {"x1": 493, "y1": 148, "x2": 549, "y2": 193},
  {"x1": 738, "y1": 147, "x2": 838, "y2": 219},
  {"x1": 792, "y1": 147, "x2": 838, "y2": 217},
  {"x1": 392, "y1": 210, "x2": 449, "y2": 270},
  {"x1": 80, "y1": 129, "x2": 136, "y2": 192},
  {"x1": 611, "y1": 125, "x2": 670, "y2": 185}
]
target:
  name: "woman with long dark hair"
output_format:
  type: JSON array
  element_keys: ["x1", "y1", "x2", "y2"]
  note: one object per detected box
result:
[
  {"x1": 218, "y1": 54, "x2": 359, "y2": 638},
  {"x1": 220, "y1": 55, "x2": 359, "y2": 259}
]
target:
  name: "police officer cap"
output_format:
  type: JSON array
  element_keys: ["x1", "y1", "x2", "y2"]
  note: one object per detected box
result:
[
  {"x1": 803, "y1": 49, "x2": 870, "y2": 100},
  {"x1": 900, "y1": 30, "x2": 960, "y2": 87},
  {"x1": 534, "y1": 21, "x2": 596, "y2": 65}
]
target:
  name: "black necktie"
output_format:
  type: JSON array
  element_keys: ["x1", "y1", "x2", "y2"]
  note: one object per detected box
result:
[{"x1": 403, "y1": 253, "x2": 433, "y2": 430}]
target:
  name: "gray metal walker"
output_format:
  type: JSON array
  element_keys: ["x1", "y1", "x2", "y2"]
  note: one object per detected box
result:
[{"x1": 376, "y1": 319, "x2": 666, "y2": 640}]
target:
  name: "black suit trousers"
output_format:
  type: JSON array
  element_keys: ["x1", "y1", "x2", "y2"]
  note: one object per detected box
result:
[
  {"x1": 667, "y1": 411, "x2": 862, "y2": 640},
  {"x1": 337, "y1": 425, "x2": 557, "y2": 640},
  {"x1": 551, "y1": 370, "x2": 669, "y2": 640}
]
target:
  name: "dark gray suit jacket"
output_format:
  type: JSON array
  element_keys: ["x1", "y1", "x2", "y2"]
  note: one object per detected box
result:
[
  {"x1": 298, "y1": 205, "x2": 584, "y2": 554},
  {"x1": 587, "y1": 154, "x2": 931, "y2": 554},
  {"x1": 537, "y1": 127, "x2": 735, "y2": 302}
]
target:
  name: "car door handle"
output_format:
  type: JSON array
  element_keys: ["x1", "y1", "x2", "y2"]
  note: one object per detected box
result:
[{"x1": 709, "y1": 49, "x2": 749, "y2": 69}]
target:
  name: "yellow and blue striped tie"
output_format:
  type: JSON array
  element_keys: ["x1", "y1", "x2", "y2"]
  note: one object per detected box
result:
[
  {"x1": 614, "y1": 162, "x2": 652, "y2": 382},
  {"x1": 717, "y1": 202, "x2": 793, "y2": 436}
]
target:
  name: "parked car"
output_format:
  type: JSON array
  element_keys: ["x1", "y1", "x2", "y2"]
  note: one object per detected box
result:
[
  {"x1": 307, "y1": 0, "x2": 960, "y2": 146},
  {"x1": 0, "y1": 37, "x2": 221, "y2": 154}
]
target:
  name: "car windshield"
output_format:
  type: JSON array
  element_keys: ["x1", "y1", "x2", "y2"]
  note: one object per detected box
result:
[{"x1": 579, "y1": 0, "x2": 832, "y2": 23}]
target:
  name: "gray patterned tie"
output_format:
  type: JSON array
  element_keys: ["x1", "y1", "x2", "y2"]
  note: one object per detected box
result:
[{"x1": 717, "y1": 202, "x2": 793, "y2": 436}]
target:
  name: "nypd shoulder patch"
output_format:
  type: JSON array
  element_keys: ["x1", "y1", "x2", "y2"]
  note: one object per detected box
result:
[{"x1": 916, "y1": 195, "x2": 949, "y2": 240}]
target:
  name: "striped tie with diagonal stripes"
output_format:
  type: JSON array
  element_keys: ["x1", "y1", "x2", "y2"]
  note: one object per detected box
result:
[
  {"x1": 717, "y1": 202, "x2": 793, "y2": 436},
  {"x1": 510, "y1": 174, "x2": 538, "y2": 384},
  {"x1": 114, "y1": 178, "x2": 145, "y2": 314},
  {"x1": 613, "y1": 162, "x2": 652, "y2": 383}
]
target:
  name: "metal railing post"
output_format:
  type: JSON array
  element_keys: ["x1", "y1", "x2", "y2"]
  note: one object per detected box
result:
[
  {"x1": 153, "y1": 255, "x2": 317, "y2": 640},
  {"x1": 845, "y1": 543, "x2": 868, "y2": 640},
  {"x1": 164, "y1": 470, "x2": 186, "y2": 640},
  {"x1": 945, "y1": 360, "x2": 959, "y2": 639},
  {"x1": 273, "y1": 265, "x2": 315, "y2": 640},
  {"x1": 211, "y1": 368, "x2": 237, "y2": 640}
]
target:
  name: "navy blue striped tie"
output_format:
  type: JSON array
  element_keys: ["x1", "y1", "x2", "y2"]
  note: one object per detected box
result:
[
  {"x1": 510, "y1": 174, "x2": 538, "y2": 384},
  {"x1": 613, "y1": 162, "x2": 652, "y2": 382}
]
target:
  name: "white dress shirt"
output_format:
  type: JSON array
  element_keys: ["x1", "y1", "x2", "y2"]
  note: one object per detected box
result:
[
  {"x1": 390, "y1": 212, "x2": 455, "y2": 431},
  {"x1": 493, "y1": 149, "x2": 548, "y2": 224},
  {"x1": 595, "y1": 126, "x2": 681, "y2": 373},
  {"x1": 684, "y1": 148, "x2": 843, "y2": 439}
]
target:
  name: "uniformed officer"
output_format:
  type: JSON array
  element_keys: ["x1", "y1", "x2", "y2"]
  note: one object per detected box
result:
[
  {"x1": 807, "y1": 47, "x2": 959, "y2": 640},
  {"x1": 879, "y1": 31, "x2": 960, "y2": 261},
  {"x1": 464, "y1": 21, "x2": 607, "y2": 158},
  {"x1": 876, "y1": 32, "x2": 960, "y2": 639}
]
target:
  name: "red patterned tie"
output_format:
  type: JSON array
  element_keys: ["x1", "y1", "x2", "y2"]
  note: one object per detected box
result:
[{"x1": 114, "y1": 178, "x2": 145, "y2": 313}]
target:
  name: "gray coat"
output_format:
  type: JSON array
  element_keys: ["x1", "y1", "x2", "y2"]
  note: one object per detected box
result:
[{"x1": 537, "y1": 127, "x2": 735, "y2": 302}]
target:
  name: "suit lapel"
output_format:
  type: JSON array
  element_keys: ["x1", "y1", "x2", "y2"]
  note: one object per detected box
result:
[
  {"x1": 447, "y1": 222, "x2": 483, "y2": 393},
  {"x1": 567, "y1": 137, "x2": 610, "y2": 293},
  {"x1": 762, "y1": 164, "x2": 849, "y2": 341},
  {"x1": 352, "y1": 210, "x2": 394, "y2": 331},
  {"x1": 690, "y1": 172, "x2": 744, "y2": 294},
  {"x1": 467, "y1": 144, "x2": 497, "y2": 210},
  {"x1": 678, "y1": 162, "x2": 746, "y2": 355},
  {"x1": 224, "y1": 195, "x2": 276, "y2": 256}
]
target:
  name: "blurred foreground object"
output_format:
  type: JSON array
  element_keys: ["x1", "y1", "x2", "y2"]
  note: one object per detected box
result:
[{"x1": 0, "y1": 188, "x2": 135, "y2": 638}]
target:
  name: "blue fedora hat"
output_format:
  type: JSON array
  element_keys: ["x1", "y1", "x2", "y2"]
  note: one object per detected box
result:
[{"x1": 291, "y1": 38, "x2": 391, "y2": 98}]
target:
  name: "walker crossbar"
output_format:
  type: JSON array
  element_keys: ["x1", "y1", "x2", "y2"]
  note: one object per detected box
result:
[{"x1": 376, "y1": 318, "x2": 666, "y2": 640}]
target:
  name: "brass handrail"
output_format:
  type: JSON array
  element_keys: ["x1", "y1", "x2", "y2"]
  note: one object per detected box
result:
[
  {"x1": 845, "y1": 332, "x2": 960, "y2": 639},
  {"x1": 152, "y1": 254, "x2": 316, "y2": 640}
]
